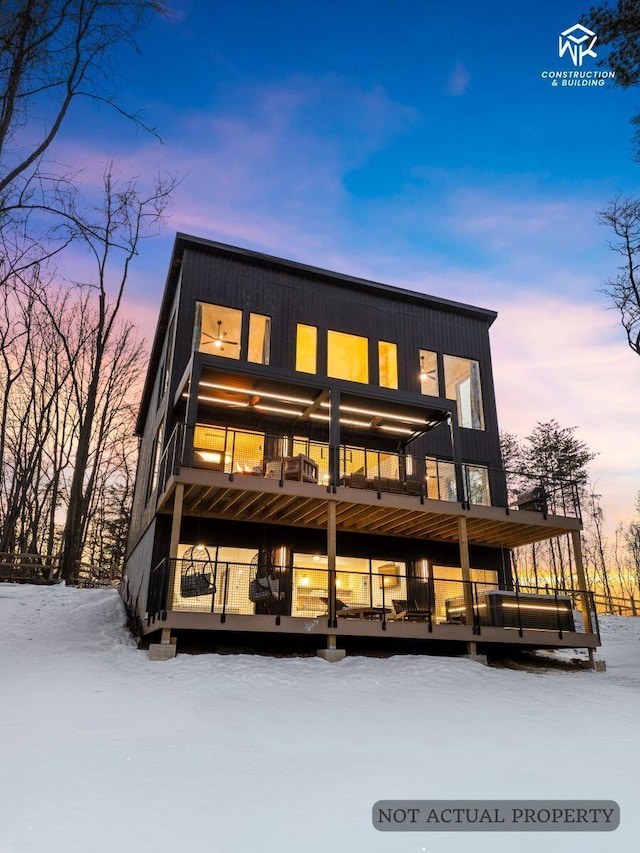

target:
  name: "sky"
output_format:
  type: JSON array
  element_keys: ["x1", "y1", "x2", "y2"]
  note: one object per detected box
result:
[{"x1": 49, "y1": 0, "x2": 639, "y2": 528}]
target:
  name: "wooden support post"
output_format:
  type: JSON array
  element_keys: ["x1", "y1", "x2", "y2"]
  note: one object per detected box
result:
[
  {"x1": 458, "y1": 516, "x2": 475, "y2": 640},
  {"x1": 327, "y1": 499, "x2": 337, "y2": 627},
  {"x1": 328, "y1": 386, "x2": 340, "y2": 490},
  {"x1": 571, "y1": 529, "x2": 595, "y2": 634},
  {"x1": 166, "y1": 483, "x2": 184, "y2": 612}
]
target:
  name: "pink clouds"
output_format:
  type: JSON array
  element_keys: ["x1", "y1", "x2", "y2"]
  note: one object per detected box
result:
[{"x1": 491, "y1": 293, "x2": 640, "y2": 529}]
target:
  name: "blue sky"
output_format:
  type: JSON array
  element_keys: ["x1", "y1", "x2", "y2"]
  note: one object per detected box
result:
[{"x1": 51, "y1": 0, "x2": 640, "y2": 525}]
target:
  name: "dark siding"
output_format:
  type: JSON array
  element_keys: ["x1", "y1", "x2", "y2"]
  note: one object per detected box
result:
[{"x1": 168, "y1": 246, "x2": 503, "y2": 471}]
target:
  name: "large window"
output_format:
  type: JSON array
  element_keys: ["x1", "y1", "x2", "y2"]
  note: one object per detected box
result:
[
  {"x1": 292, "y1": 554, "x2": 407, "y2": 617},
  {"x1": 157, "y1": 316, "x2": 175, "y2": 407},
  {"x1": 173, "y1": 545, "x2": 256, "y2": 614},
  {"x1": 195, "y1": 302, "x2": 242, "y2": 359},
  {"x1": 193, "y1": 425, "x2": 264, "y2": 473},
  {"x1": 419, "y1": 349, "x2": 438, "y2": 396},
  {"x1": 378, "y1": 341, "x2": 398, "y2": 389},
  {"x1": 248, "y1": 313, "x2": 271, "y2": 364},
  {"x1": 431, "y1": 565, "x2": 498, "y2": 623},
  {"x1": 425, "y1": 457, "x2": 457, "y2": 501},
  {"x1": 444, "y1": 355, "x2": 484, "y2": 430},
  {"x1": 327, "y1": 330, "x2": 369, "y2": 384},
  {"x1": 295, "y1": 323, "x2": 317, "y2": 374}
]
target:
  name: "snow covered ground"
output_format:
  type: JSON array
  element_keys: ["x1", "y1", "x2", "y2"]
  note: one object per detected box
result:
[{"x1": 0, "y1": 583, "x2": 638, "y2": 853}]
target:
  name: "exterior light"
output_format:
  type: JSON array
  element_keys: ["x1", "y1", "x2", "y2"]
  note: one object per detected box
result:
[
  {"x1": 199, "y1": 381, "x2": 314, "y2": 406},
  {"x1": 319, "y1": 400, "x2": 431, "y2": 427},
  {"x1": 197, "y1": 394, "x2": 248, "y2": 407},
  {"x1": 254, "y1": 403, "x2": 305, "y2": 417},
  {"x1": 380, "y1": 424, "x2": 413, "y2": 435}
]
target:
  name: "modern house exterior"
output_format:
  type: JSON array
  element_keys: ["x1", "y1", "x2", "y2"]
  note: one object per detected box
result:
[{"x1": 124, "y1": 234, "x2": 599, "y2": 659}]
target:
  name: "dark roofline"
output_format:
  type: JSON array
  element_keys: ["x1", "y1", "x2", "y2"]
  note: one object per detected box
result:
[
  {"x1": 135, "y1": 233, "x2": 498, "y2": 434},
  {"x1": 174, "y1": 233, "x2": 498, "y2": 321}
]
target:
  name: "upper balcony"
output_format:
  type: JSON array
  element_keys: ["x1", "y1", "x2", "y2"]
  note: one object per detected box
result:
[{"x1": 154, "y1": 421, "x2": 582, "y2": 550}]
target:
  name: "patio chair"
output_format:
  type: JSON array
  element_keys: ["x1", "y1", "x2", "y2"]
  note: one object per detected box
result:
[{"x1": 392, "y1": 598, "x2": 431, "y2": 621}]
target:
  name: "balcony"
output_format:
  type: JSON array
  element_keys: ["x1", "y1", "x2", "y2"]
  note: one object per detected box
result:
[
  {"x1": 145, "y1": 558, "x2": 599, "y2": 650},
  {"x1": 156, "y1": 422, "x2": 582, "y2": 525}
]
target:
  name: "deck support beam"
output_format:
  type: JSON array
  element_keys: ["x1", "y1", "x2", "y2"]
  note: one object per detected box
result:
[
  {"x1": 571, "y1": 529, "x2": 595, "y2": 634},
  {"x1": 165, "y1": 483, "x2": 184, "y2": 613},
  {"x1": 327, "y1": 499, "x2": 337, "y2": 626},
  {"x1": 458, "y1": 516, "x2": 475, "y2": 644}
]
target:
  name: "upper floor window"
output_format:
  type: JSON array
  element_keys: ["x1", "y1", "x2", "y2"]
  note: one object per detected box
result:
[
  {"x1": 296, "y1": 323, "x2": 317, "y2": 373},
  {"x1": 419, "y1": 350, "x2": 438, "y2": 396},
  {"x1": 195, "y1": 302, "x2": 242, "y2": 359},
  {"x1": 327, "y1": 330, "x2": 368, "y2": 384},
  {"x1": 147, "y1": 422, "x2": 164, "y2": 501},
  {"x1": 444, "y1": 355, "x2": 484, "y2": 430},
  {"x1": 378, "y1": 341, "x2": 398, "y2": 389},
  {"x1": 157, "y1": 315, "x2": 175, "y2": 408},
  {"x1": 248, "y1": 313, "x2": 271, "y2": 365}
]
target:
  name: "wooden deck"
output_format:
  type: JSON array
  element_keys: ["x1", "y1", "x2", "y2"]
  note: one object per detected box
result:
[{"x1": 157, "y1": 468, "x2": 581, "y2": 550}]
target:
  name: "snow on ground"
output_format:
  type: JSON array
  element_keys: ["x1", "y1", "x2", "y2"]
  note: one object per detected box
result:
[{"x1": 0, "y1": 584, "x2": 638, "y2": 853}]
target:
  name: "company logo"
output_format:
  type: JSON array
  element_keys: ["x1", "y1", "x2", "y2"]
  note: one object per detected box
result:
[{"x1": 559, "y1": 23, "x2": 597, "y2": 66}]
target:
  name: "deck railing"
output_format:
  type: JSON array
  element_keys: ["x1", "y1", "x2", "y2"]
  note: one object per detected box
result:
[
  {"x1": 156, "y1": 422, "x2": 582, "y2": 518},
  {"x1": 146, "y1": 558, "x2": 598, "y2": 640}
]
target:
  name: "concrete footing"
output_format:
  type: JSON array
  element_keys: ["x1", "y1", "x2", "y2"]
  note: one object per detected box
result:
[
  {"x1": 593, "y1": 659, "x2": 607, "y2": 672},
  {"x1": 148, "y1": 643, "x2": 177, "y2": 661},
  {"x1": 467, "y1": 652, "x2": 489, "y2": 666},
  {"x1": 317, "y1": 648, "x2": 346, "y2": 662}
]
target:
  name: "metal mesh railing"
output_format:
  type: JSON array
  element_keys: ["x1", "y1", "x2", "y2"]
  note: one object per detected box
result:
[
  {"x1": 154, "y1": 422, "x2": 582, "y2": 518},
  {"x1": 147, "y1": 559, "x2": 597, "y2": 638}
]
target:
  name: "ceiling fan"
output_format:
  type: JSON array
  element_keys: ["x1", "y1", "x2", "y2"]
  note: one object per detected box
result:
[
  {"x1": 419, "y1": 355, "x2": 437, "y2": 381},
  {"x1": 201, "y1": 320, "x2": 239, "y2": 352}
]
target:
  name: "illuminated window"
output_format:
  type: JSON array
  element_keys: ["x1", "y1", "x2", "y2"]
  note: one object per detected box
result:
[
  {"x1": 327, "y1": 330, "x2": 369, "y2": 384},
  {"x1": 195, "y1": 303, "x2": 242, "y2": 359},
  {"x1": 444, "y1": 355, "x2": 484, "y2": 430},
  {"x1": 295, "y1": 324, "x2": 317, "y2": 374},
  {"x1": 173, "y1": 544, "x2": 256, "y2": 614},
  {"x1": 419, "y1": 350, "x2": 438, "y2": 396},
  {"x1": 431, "y1": 565, "x2": 498, "y2": 622},
  {"x1": 192, "y1": 425, "x2": 264, "y2": 474},
  {"x1": 425, "y1": 457, "x2": 457, "y2": 501},
  {"x1": 248, "y1": 313, "x2": 271, "y2": 364},
  {"x1": 378, "y1": 341, "x2": 398, "y2": 389}
]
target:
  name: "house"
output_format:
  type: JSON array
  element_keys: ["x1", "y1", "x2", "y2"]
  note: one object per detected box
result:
[{"x1": 123, "y1": 234, "x2": 600, "y2": 660}]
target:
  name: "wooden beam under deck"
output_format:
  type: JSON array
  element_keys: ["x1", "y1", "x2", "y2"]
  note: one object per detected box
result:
[
  {"x1": 144, "y1": 610, "x2": 600, "y2": 650},
  {"x1": 156, "y1": 469, "x2": 582, "y2": 550}
]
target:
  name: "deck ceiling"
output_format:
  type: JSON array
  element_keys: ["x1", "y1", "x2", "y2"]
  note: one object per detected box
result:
[
  {"x1": 193, "y1": 366, "x2": 449, "y2": 439},
  {"x1": 157, "y1": 475, "x2": 579, "y2": 549}
]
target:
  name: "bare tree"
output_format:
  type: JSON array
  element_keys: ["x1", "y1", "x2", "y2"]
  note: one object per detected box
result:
[
  {"x1": 597, "y1": 196, "x2": 640, "y2": 357},
  {"x1": 0, "y1": 0, "x2": 166, "y2": 201},
  {"x1": 26, "y1": 167, "x2": 175, "y2": 580}
]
